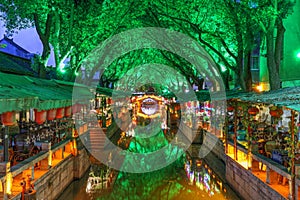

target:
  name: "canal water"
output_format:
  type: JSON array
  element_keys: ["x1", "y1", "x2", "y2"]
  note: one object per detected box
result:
[{"x1": 57, "y1": 154, "x2": 240, "y2": 200}]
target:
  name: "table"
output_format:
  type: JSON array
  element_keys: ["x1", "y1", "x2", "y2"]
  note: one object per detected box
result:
[
  {"x1": 34, "y1": 140, "x2": 50, "y2": 151},
  {"x1": 272, "y1": 149, "x2": 288, "y2": 165}
]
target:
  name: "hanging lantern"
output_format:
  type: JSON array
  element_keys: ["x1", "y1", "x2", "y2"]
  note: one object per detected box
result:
[
  {"x1": 76, "y1": 104, "x2": 82, "y2": 113},
  {"x1": 269, "y1": 108, "x2": 283, "y2": 118},
  {"x1": 1, "y1": 111, "x2": 16, "y2": 126},
  {"x1": 187, "y1": 101, "x2": 192, "y2": 108},
  {"x1": 174, "y1": 103, "x2": 181, "y2": 111},
  {"x1": 56, "y1": 107, "x2": 65, "y2": 119},
  {"x1": 227, "y1": 106, "x2": 234, "y2": 112},
  {"x1": 34, "y1": 109, "x2": 47, "y2": 125},
  {"x1": 248, "y1": 107, "x2": 259, "y2": 115},
  {"x1": 72, "y1": 104, "x2": 78, "y2": 114},
  {"x1": 207, "y1": 102, "x2": 211, "y2": 108},
  {"x1": 65, "y1": 106, "x2": 72, "y2": 117},
  {"x1": 47, "y1": 109, "x2": 57, "y2": 121}
]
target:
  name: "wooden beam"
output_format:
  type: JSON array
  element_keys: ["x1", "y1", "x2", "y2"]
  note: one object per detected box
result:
[
  {"x1": 291, "y1": 109, "x2": 296, "y2": 200},
  {"x1": 234, "y1": 100, "x2": 238, "y2": 160}
]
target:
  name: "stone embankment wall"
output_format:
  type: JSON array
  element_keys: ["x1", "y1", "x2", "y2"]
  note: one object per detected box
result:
[
  {"x1": 226, "y1": 156, "x2": 286, "y2": 200},
  {"x1": 19, "y1": 148, "x2": 90, "y2": 200},
  {"x1": 201, "y1": 131, "x2": 226, "y2": 162}
]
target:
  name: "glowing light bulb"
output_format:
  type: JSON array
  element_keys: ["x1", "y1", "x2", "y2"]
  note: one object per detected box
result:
[{"x1": 256, "y1": 84, "x2": 263, "y2": 92}]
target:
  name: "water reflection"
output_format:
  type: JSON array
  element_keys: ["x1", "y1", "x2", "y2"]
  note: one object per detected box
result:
[
  {"x1": 184, "y1": 159, "x2": 226, "y2": 198},
  {"x1": 58, "y1": 158, "x2": 239, "y2": 200}
]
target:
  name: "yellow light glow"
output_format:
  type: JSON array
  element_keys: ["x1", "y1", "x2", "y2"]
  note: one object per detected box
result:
[
  {"x1": 137, "y1": 112, "x2": 161, "y2": 119},
  {"x1": 72, "y1": 139, "x2": 78, "y2": 156},
  {"x1": 49, "y1": 150, "x2": 53, "y2": 166},
  {"x1": 256, "y1": 84, "x2": 263, "y2": 92},
  {"x1": 6, "y1": 172, "x2": 12, "y2": 195}
]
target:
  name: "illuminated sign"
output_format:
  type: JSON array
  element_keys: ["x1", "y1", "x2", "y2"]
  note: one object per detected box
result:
[{"x1": 141, "y1": 98, "x2": 158, "y2": 115}]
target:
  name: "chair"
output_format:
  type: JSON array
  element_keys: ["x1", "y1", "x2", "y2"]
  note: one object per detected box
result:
[
  {"x1": 8, "y1": 148, "x2": 17, "y2": 166},
  {"x1": 264, "y1": 141, "x2": 278, "y2": 158},
  {"x1": 15, "y1": 145, "x2": 40, "y2": 162}
]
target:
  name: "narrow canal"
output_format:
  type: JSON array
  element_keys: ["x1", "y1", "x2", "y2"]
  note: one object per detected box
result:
[
  {"x1": 57, "y1": 152, "x2": 240, "y2": 200},
  {"x1": 58, "y1": 100, "x2": 241, "y2": 199}
]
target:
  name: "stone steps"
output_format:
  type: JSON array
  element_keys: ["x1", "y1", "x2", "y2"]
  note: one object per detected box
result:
[{"x1": 88, "y1": 128, "x2": 107, "y2": 150}]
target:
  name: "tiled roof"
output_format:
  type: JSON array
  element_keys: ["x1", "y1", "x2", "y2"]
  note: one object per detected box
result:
[
  {"x1": 0, "y1": 36, "x2": 32, "y2": 54},
  {"x1": 0, "y1": 52, "x2": 37, "y2": 76}
]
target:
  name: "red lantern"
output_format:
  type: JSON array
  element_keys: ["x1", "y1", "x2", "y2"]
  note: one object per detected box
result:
[
  {"x1": 174, "y1": 103, "x2": 181, "y2": 111},
  {"x1": 269, "y1": 109, "x2": 283, "y2": 118},
  {"x1": 35, "y1": 109, "x2": 47, "y2": 125},
  {"x1": 56, "y1": 107, "x2": 65, "y2": 119},
  {"x1": 187, "y1": 102, "x2": 191, "y2": 108},
  {"x1": 1, "y1": 111, "x2": 16, "y2": 126},
  {"x1": 227, "y1": 106, "x2": 234, "y2": 112},
  {"x1": 72, "y1": 104, "x2": 78, "y2": 114},
  {"x1": 72, "y1": 104, "x2": 82, "y2": 114},
  {"x1": 248, "y1": 107, "x2": 259, "y2": 115},
  {"x1": 65, "y1": 106, "x2": 72, "y2": 117},
  {"x1": 47, "y1": 109, "x2": 57, "y2": 121}
]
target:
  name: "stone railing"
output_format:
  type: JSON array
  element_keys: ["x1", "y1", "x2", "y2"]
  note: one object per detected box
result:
[
  {"x1": 0, "y1": 122, "x2": 91, "y2": 200},
  {"x1": 226, "y1": 155, "x2": 288, "y2": 200}
]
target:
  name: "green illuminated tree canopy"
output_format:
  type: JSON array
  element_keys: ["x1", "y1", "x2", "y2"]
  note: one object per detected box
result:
[{"x1": 1, "y1": 0, "x2": 295, "y2": 90}]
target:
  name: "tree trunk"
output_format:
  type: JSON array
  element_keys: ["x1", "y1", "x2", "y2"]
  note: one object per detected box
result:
[
  {"x1": 53, "y1": 12, "x2": 61, "y2": 73},
  {"x1": 222, "y1": 70, "x2": 230, "y2": 90},
  {"x1": 235, "y1": 52, "x2": 246, "y2": 90},
  {"x1": 243, "y1": 50, "x2": 253, "y2": 92},
  {"x1": 266, "y1": 31, "x2": 281, "y2": 90},
  {"x1": 33, "y1": 13, "x2": 52, "y2": 78},
  {"x1": 274, "y1": 19, "x2": 285, "y2": 87}
]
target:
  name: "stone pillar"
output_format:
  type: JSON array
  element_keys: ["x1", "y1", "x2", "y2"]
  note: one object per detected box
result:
[
  {"x1": 40, "y1": 158, "x2": 49, "y2": 170},
  {"x1": 31, "y1": 166, "x2": 34, "y2": 180},
  {"x1": 266, "y1": 167, "x2": 277, "y2": 184},
  {"x1": 289, "y1": 179, "x2": 293, "y2": 200},
  {"x1": 72, "y1": 139, "x2": 78, "y2": 156},
  {"x1": 295, "y1": 185, "x2": 298, "y2": 200},
  {"x1": 65, "y1": 142, "x2": 72, "y2": 153},
  {"x1": 247, "y1": 152, "x2": 252, "y2": 170},
  {"x1": 3, "y1": 162, "x2": 12, "y2": 200},
  {"x1": 266, "y1": 166, "x2": 270, "y2": 184},
  {"x1": 41, "y1": 143, "x2": 52, "y2": 170},
  {"x1": 55, "y1": 148, "x2": 63, "y2": 160},
  {"x1": 251, "y1": 159, "x2": 260, "y2": 172}
]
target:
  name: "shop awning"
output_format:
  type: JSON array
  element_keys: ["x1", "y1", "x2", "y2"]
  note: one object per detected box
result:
[
  {"x1": 0, "y1": 72, "x2": 93, "y2": 112},
  {"x1": 0, "y1": 85, "x2": 39, "y2": 113},
  {"x1": 226, "y1": 87, "x2": 300, "y2": 112},
  {"x1": 54, "y1": 80, "x2": 93, "y2": 102}
]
